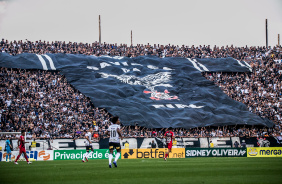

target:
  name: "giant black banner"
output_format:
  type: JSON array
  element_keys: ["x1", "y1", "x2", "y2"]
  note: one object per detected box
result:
[{"x1": 0, "y1": 53, "x2": 273, "y2": 128}]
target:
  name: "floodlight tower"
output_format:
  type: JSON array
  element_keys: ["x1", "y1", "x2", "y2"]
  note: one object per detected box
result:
[
  {"x1": 265, "y1": 19, "x2": 268, "y2": 48},
  {"x1": 99, "y1": 15, "x2": 101, "y2": 45}
]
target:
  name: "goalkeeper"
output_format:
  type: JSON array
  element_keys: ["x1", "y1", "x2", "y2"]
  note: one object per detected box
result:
[{"x1": 5, "y1": 137, "x2": 12, "y2": 162}]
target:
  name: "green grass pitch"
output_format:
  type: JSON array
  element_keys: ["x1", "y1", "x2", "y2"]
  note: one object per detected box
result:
[{"x1": 1, "y1": 158, "x2": 282, "y2": 184}]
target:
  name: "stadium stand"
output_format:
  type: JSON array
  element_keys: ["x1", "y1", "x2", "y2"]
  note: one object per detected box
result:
[{"x1": 0, "y1": 39, "x2": 281, "y2": 139}]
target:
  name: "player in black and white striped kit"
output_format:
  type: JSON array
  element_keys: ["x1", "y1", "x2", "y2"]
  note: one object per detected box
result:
[
  {"x1": 105, "y1": 116, "x2": 123, "y2": 168},
  {"x1": 82, "y1": 129, "x2": 93, "y2": 162}
]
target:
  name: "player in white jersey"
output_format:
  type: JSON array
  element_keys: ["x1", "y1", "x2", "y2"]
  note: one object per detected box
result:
[
  {"x1": 82, "y1": 129, "x2": 93, "y2": 162},
  {"x1": 105, "y1": 116, "x2": 123, "y2": 168}
]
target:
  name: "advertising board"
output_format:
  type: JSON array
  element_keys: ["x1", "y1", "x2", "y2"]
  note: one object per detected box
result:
[
  {"x1": 247, "y1": 147, "x2": 282, "y2": 157},
  {"x1": 121, "y1": 148, "x2": 185, "y2": 159},
  {"x1": 54, "y1": 149, "x2": 119, "y2": 160},
  {"x1": 185, "y1": 148, "x2": 247, "y2": 157}
]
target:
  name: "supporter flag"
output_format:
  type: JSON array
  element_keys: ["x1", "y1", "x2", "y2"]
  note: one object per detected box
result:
[{"x1": 0, "y1": 53, "x2": 273, "y2": 129}]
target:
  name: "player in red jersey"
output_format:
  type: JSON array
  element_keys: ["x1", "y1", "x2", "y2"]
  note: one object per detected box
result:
[
  {"x1": 164, "y1": 127, "x2": 175, "y2": 161},
  {"x1": 14, "y1": 130, "x2": 32, "y2": 164}
]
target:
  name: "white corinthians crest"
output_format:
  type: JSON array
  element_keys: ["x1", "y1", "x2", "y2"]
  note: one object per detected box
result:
[
  {"x1": 87, "y1": 59, "x2": 203, "y2": 109},
  {"x1": 99, "y1": 71, "x2": 178, "y2": 101}
]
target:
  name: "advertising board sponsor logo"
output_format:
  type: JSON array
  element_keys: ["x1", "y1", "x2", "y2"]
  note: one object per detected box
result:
[
  {"x1": 136, "y1": 149, "x2": 165, "y2": 159},
  {"x1": 122, "y1": 149, "x2": 136, "y2": 159},
  {"x1": 37, "y1": 150, "x2": 54, "y2": 161},
  {"x1": 26, "y1": 151, "x2": 38, "y2": 160},
  {"x1": 260, "y1": 149, "x2": 282, "y2": 156},
  {"x1": 2, "y1": 152, "x2": 16, "y2": 160},
  {"x1": 1, "y1": 151, "x2": 17, "y2": 162},
  {"x1": 12, "y1": 151, "x2": 38, "y2": 161},
  {"x1": 54, "y1": 149, "x2": 119, "y2": 160},
  {"x1": 247, "y1": 147, "x2": 282, "y2": 157},
  {"x1": 185, "y1": 148, "x2": 246, "y2": 157},
  {"x1": 121, "y1": 148, "x2": 185, "y2": 159},
  {"x1": 39, "y1": 151, "x2": 50, "y2": 160},
  {"x1": 248, "y1": 148, "x2": 258, "y2": 156}
]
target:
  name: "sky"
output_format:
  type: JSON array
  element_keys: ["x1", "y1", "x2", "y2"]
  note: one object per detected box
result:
[{"x1": 0, "y1": 0, "x2": 281, "y2": 47}]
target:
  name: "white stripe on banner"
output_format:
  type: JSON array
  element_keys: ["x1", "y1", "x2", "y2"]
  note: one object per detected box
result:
[
  {"x1": 36, "y1": 54, "x2": 48, "y2": 70},
  {"x1": 193, "y1": 59, "x2": 209, "y2": 72},
  {"x1": 242, "y1": 61, "x2": 252, "y2": 72},
  {"x1": 43, "y1": 54, "x2": 56, "y2": 70},
  {"x1": 237, "y1": 59, "x2": 252, "y2": 72},
  {"x1": 187, "y1": 58, "x2": 202, "y2": 72},
  {"x1": 236, "y1": 59, "x2": 246, "y2": 67}
]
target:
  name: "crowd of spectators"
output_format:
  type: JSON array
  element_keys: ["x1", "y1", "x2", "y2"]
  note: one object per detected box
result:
[
  {"x1": 0, "y1": 68, "x2": 112, "y2": 139},
  {"x1": 0, "y1": 38, "x2": 281, "y2": 140},
  {"x1": 1, "y1": 38, "x2": 281, "y2": 60},
  {"x1": 204, "y1": 58, "x2": 282, "y2": 138}
]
